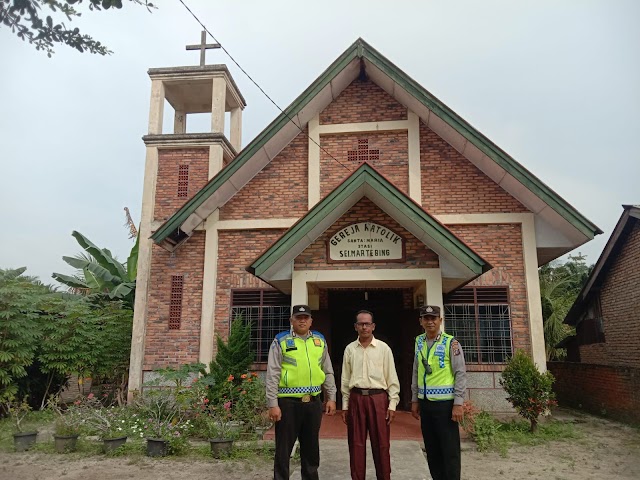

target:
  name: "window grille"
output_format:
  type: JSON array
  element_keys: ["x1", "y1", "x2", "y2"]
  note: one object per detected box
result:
[
  {"x1": 177, "y1": 164, "x2": 189, "y2": 198},
  {"x1": 230, "y1": 290, "x2": 291, "y2": 362},
  {"x1": 444, "y1": 287, "x2": 512, "y2": 363},
  {"x1": 169, "y1": 275, "x2": 184, "y2": 330}
]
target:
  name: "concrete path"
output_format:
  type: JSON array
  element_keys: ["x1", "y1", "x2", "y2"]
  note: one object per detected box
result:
[{"x1": 290, "y1": 439, "x2": 431, "y2": 480}]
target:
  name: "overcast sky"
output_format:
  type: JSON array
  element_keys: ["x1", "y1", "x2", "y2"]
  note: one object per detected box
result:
[{"x1": 1, "y1": 0, "x2": 638, "y2": 285}]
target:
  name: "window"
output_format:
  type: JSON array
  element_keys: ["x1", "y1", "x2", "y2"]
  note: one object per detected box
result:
[
  {"x1": 169, "y1": 275, "x2": 184, "y2": 330},
  {"x1": 444, "y1": 287, "x2": 512, "y2": 363},
  {"x1": 177, "y1": 164, "x2": 189, "y2": 198},
  {"x1": 230, "y1": 289, "x2": 291, "y2": 362}
]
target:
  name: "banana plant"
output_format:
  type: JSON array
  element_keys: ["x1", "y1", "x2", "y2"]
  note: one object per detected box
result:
[{"x1": 52, "y1": 231, "x2": 139, "y2": 310}]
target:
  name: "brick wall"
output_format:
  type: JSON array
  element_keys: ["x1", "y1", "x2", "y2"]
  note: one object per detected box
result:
[
  {"x1": 295, "y1": 198, "x2": 438, "y2": 270},
  {"x1": 214, "y1": 229, "x2": 287, "y2": 345},
  {"x1": 320, "y1": 131, "x2": 409, "y2": 197},
  {"x1": 447, "y1": 224, "x2": 530, "y2": 371},
  {"x1": 220, "y1": 131, "x2": 309, "y2": 220},
  {"x1": 143, "y1": 231, "x2": 205, "y2": 370},
  {"x1": 154, "y1": 148, "x2": 209, "y2": 222},
  {"x1": 580, "y1": 221, "x2": 640, "y2": 367},
  {"x1": 320, "y1": 79, "x2": 407, "y2": 124},
  {"x1": 548, "y1": 361, "x2": 640, "y2": 424},
  {"x1": 420, "y1": 123, "x2": 528, "y2": 214}
]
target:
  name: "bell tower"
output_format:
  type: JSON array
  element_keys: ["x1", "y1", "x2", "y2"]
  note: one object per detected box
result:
[{"x1": 128, "y1": 32, "x2": 246, "y2": 398}]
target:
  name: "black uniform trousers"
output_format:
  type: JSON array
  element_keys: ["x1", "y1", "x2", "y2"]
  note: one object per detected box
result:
[
  {"x1": 274, "y1": 396, "x2": 323, "y2": 480},
  {"x1": 419, "y1": 399, "x2": 461, "y2": 480}
]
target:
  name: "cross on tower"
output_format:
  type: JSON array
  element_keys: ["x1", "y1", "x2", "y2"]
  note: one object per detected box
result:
[
  {"x1": 347, "y1": 139, "x2": 380, "y2": 164},
  {"x1": 186, "y1": 31, "x2": 221, "y2": 66}
]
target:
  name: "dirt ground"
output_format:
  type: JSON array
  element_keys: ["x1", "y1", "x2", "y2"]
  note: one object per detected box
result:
[{"x1": 1, "y1": 410, "x2": 638, "y2": 480}]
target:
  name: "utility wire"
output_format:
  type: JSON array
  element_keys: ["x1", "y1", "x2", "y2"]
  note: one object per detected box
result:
[{"x1": 177, "y1": 0, "x2": 351, "y2": 171}]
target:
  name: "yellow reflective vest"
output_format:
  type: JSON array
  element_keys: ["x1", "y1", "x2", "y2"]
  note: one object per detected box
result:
[
  {"x1": 276, "y1": 330, "x2": 326, "y2": 398},
  {"x1": 415, "y1": 332, "x2": 455, "y2": 401}
]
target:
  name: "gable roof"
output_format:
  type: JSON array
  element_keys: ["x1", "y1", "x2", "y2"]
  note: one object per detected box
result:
[
  {"x1": 564, "y1": 205, "x2": 640, "y2": 326},
  {"x1": 151, "y1": 38, "x2": 601, "y2": 260},
  {"x1": 246, "y1": 162, "x2": 491, "y2": 294}
]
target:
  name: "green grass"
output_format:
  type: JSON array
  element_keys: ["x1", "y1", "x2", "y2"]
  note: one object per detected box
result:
[{"x1": 470, "y1": 414, "x2": 581, "y2": 456}]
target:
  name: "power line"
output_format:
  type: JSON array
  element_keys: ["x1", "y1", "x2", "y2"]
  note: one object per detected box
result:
[{"x1": 177, "y1": 0, "x2": 351, "y2": 171}]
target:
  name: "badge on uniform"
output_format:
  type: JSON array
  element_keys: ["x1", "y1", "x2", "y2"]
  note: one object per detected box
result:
[
  {"x1": 313, "y1": 338, "x2": 322, "y2": 347},
  {"x1": 452, "y1": 340, "x2": 461, "y2": 356},
  {"x1": 285, "y1": 338, "x2": 297, "y2": 351}
]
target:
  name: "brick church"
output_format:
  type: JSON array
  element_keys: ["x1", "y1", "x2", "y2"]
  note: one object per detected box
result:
[{"x1": 128, "y1": 39, "x2": 601, "y2": 411}]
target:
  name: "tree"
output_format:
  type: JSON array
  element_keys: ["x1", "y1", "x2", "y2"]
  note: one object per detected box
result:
[
  {"x1": 38, "y1": 295, "x2": 133, "y2": 404},
  {"x1": 52, "y1": 230, "x2": 138, "y2": 309},
  {"x1": 0, "y1": 0, "x2": 155, "y2": 57},
  {"x1": 208, "y1": 317, "x2": 253, "y2": 391},
  {"x1": 539, "y1": 254, "x2": 592, "y2": 360},
  {"x1": 499, "y1": 350, "x2": 556, "y2": 433},
  {"x1": 0, "y1": 267, "x2": 48, "y2": 401}
]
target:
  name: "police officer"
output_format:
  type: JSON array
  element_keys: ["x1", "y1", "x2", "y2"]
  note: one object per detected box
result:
[
  {"x1": 411, "y1": 305, "x2": 466, "y2": 480},
  {"x1": 266, "y1": 305, "x2": 337, "y2": 480}
]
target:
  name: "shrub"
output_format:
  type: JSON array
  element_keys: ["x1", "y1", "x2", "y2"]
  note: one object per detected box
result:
[
  {"x1": 459, "y1": 400, "x2": 480, "y2": 437},
  {"x1": 499, "y1": 350, "x2": 557, "y2": 432},
  {"x1": 471, "y1": 411, "x2": 502, "y2": 452}
]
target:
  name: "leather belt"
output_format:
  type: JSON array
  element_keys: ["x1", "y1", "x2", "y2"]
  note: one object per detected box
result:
[
  {"x1": 351, "y1": 387, "x2": 386, "y2": 396},
  {"x1": 280, "y1": 395, "x2": 319, "y2": 403}
]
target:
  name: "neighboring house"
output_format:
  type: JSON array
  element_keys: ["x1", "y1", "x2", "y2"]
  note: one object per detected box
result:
[
  {"x1": 127, "y1": 39, "x2": 600, "y2": 412},
  {"x1": 549, "y1": 205, "x2": 640, "y2": 422}
]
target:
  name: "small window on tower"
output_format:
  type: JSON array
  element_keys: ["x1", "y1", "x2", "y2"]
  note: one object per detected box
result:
[
  {"x1": 169, "y1": 275, "x2": 184, "y2": 330},
  {"x1": 177, "y1": 164, "x2": 189, "y2": 198}
]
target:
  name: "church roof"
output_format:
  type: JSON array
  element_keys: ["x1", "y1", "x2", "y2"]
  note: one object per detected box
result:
[
  {"x1": 247, "y1": 162, "x2": 491, "y2": 293},
  {"x1": 151, "y1": 38, "x2": 601, "y2": 259}
]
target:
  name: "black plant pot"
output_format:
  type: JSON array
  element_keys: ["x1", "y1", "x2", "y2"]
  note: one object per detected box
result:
[
  {"x1": 209, "y1": 438, "x2": 233, "y2": 458},
  {"x1": 146, "y1": 438, "x2": 168, "y2": 457},
  {"x1": 102, "y1": 436, "x2": 127, "y2": 453},
  {"x1": 13, "y1": 431, "x2": 37, "y2": 452},
  {"x1": 54, "y1": 434, "x2": 79, "y2": 453}
]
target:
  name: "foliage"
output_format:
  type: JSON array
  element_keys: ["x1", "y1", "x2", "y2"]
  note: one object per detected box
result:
[
  {"x1": 0, "y1": 267, "x2": 48, "y2": 401},
  {"x1": 471, "y1": 411, "x2": 503, "y2": 452},
  {"x1": 52, "y1": 230, "x2": 138, "y2": 309},
  {"x1": 208, "y1": 317, "x2": 253, "y2": 392},
  {"x1": 47, "y1": 395, "x2": 85, "y2": 436},
  {"x1": 70, "y1": 392, "x2": 130, "y2": 439},
  {"x1": 499, "y1": 350, "x2": 557, "y2": 433},
  {"x1": 234, "y1": 373, "x2": 269, "y2": 431},
  {"x1": 38, "y1": 296, "x2": 132, "y2": 395},
  {"x1": 0, "y1": 0, "x2": 155, "y2": 57},
  {"x1": 539, "y1": 254, "x2": 592, "y2": 360},
  {"x1": 3, "y1": 395, "x2": 32, "y2": 432}
]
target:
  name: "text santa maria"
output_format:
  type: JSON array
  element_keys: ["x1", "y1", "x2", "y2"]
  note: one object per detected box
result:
[{"x1": 329, "y1": 222, "x2": 403, "y2": 261}]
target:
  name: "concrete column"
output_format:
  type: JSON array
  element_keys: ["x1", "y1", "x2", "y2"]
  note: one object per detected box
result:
[
  {"x1": 174, "y1": 110, "x2": 186, "y2": 134},
  {"x1": 199, "y1": 211, "x2": 219, "y2": 368},
  {"x1": 408, "y1": 111, "x2": 422, "y2": 205},
  {"x1": 291, "y1": 269, "x2": 308, "y2": 305},
  {"x1": 127, "y1": 146, "x2": 159, "y2": 401},
  {"x1": 209, "y1": 144, "x2": 224, "y2": 179},
  {"x1": 308, "y1": 114, "x2": 321, "y2": 209},
  {"x1": 148, "y1": 80, "x2": 165, "y2": 135},
  {"x1": 211, "y1": 77, "x2": 227, "y2": 134},
  {"x1": 425, "y1": 270, "x2": 444, "y2": 328},
  {"x1": 521, "y1": 215, "x2": 547, "y2": 372},
  {"x1": 230, "y1": 107, "x2": 242, "y2": 151}
]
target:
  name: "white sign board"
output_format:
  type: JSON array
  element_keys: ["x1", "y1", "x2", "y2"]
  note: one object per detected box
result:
[{"x1": 328, "y1": 222, "x2": 403, "y2": 261}]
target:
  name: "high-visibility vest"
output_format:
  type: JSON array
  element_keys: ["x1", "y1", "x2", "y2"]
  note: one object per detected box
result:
[
  {"x1": 415, "y1": 332, "x2": 455, "y2": 401},
  {"x1": 276, "y1": 330, "x2": 326, "y2": 398}
]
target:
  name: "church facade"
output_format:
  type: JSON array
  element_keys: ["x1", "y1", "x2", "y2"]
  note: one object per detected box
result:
[{"x1": 128, "y1": 39, "x2": 601, "y2": 411}]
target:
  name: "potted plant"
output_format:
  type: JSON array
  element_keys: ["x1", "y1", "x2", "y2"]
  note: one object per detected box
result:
[
  {"x1": 4, "y1": 396, "x2": 38, "y2": 452},
  {"x1": 132, "y1": 386, "x2": 190, "y2": 457},
  {"x1": 48, "y1": 395, "x2": 83, "y2": 453},
  {"x1": 77, "y1": 394, "x2": 129, "y2": 453}
]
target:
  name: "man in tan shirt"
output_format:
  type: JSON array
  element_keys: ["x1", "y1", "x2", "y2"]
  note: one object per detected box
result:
[{"x1": 341, "y1": 310, "x2": 400, "y2": 480}]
